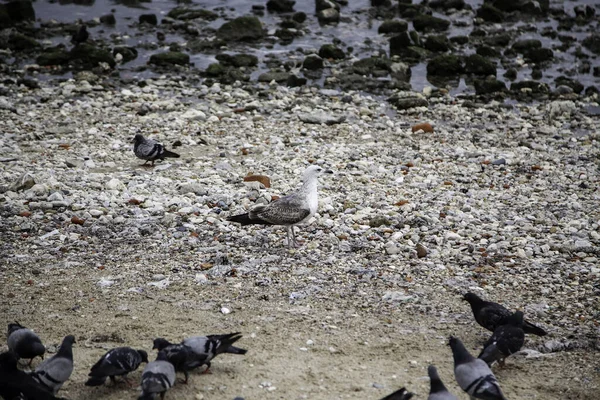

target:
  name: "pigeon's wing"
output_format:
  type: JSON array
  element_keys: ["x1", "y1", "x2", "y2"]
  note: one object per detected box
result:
[
  {"x1": 34, "y1": 357, "x2": 73, "y2": 388},
  {"x1": 478, "y1": 342, "x2": 501, "y2": 365},
  {"x1": 90, "y1": 348, "x2": 139, "y2": 377},
  {"x1": 253, "y1": 194, "x2": 311, "y2": 225},
  {"x1": 478, "y1": 303, "x2": 511, "y2": 331},
  {"x1": 455, "y1": 360, "x2": 504, "y2": 399},
  {"x1": 141, "y1": 361, "x2": 175, "y2": 393},
  {"x1": 496, "y1": 326, "x2": 525, "y2": 355}
]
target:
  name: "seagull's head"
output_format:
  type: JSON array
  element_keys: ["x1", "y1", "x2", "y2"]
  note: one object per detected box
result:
[
  {"x1": 132, "y1": 133, "x2": 144, "y2": 144},
  {"x1": 303, "y1": 165, "x2": 334, "y2": 181},
  {"x1": 137, "y1": 349, "x2": 150, "y2": 363}
]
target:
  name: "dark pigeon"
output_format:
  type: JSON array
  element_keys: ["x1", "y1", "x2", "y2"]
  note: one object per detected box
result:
[
  {"x1": 138, "y1": 351, "x2": 176, "y2": 400},
  {"x1": 478, "y1": 311, "x2": 526, "y2": 367},
  {"x1": 0, "y1": 351, "x2": 66, "y2": 400},
  {"x1": 7, "y1": 322, "x2": 46, "y2": 366},
  {"x1": 380, "y1": 387, "x2": 414, "y2": 400},
  {"x1": 449, "y1": 336, "x2": 506, "y2": 400},
  {"x1": 31, "y1": 335, "x2": 75, "y2": 395},
  {"x1": 182, "y1": 332, "x2": 247, "y2": 372},
  {"x1": 427, "y1": 365, "x2": 458, "y2": 400},
  {"x1": 71, "y1": 25, "x2": 89, "y2": 45},
  {"x1": 86, "y1": 347, "x2": 149, "y2": 386},
  {"x1": 152, "y1": 338, "x2": 198, "y2": 384},
  {"x1": 463, "y1": 292, "x2": 547, "y2": 336},
  {"x1": 132, "y1": 134, "x2": 180, "y2": 166}
]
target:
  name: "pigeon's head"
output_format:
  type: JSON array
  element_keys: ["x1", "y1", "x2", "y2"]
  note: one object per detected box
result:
[
  {"x1": 447, "y1": 336, "x2": 459, "y2": 348},
  {"x1": 302, "y1": 165, "x2": 334, "y2": 182},
  {"x1": 462, "y1": 292, "x2": 482, "y2": 304},
  {"x1": 155, "y1": 350, "x2": 169, "y2": 361},
  {"x1": 152, "y1": 338, "x2": 170, "y2": 351},
  {"x1": 137, "y1": 349, "x2": 149, "y2": 363},
  {"x1": 132, "y1": 134, "x2": 144, "y2": 144},
  {"x1": 427, "y1": 365, "x2": 439, "y2": 379},
  {"x1": 62, "y1": 335, "x2": 76, "y2": 346},
  {"x1": 7, "y1": 322, "x2": 24, "y2": 335}
]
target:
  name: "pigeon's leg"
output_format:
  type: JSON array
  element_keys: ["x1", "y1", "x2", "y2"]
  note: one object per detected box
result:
[
  {"x1": 109, "y1": 375, "x2": 117, "y2": 385},
  {"x1": 27, "y1": 358, "x2": 34, "y2": 367},
  {"x1": 179, "y1": 370, "x2": 189, "y2": 384},
  {"x1": 160, "y1": 392, "x2": 166, "y2": 400},
  {"x1": 201, "y1": 362, "x2": 213, "y2": 374}
]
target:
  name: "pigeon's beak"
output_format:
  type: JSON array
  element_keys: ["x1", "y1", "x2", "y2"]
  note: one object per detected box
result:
[{"x1": 151, "y1": 345, "x2": 157, "y2": 350}]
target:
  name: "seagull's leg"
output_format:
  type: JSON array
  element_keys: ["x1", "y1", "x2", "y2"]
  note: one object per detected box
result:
[
  {"x1": 286, "y1": 226, "x2": 292, "y2": 248},
  {"x1": 291, "y1": 225, "x2": 298, "y2": 247}
]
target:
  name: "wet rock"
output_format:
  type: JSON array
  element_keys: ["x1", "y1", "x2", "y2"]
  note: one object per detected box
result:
[
  {"x1": 531, "y1": 68, "x2": 542, "y2": 80},
  {"x1": 298, "y1": 110, "x2": 346, "y2": 125},
  {"x1": 511, "y1": 80, "x2": 550, "y2": 94},
  {"x1": 582, "y1": 34, "x2": 600, "y2": 55},
  {"x1": 352, "y1": 57, "x2": 391, "y2": 76},
  {"x1": 476, "y1": 4, "x2": 504, "y2": 22},
  {"x1": 167, "y1": 7, "x2": 218, "y2": 21},
  {"x1": 216, "y1": 53, "x2": 258, "y2": 67},
  {"x1": 316, "y1": 0, "x2": 340, "y2": 12},
  {"x1": 292, "y1": 12, "x2": 307, "y2": 23},
  {"x1": 149, "y1": 51, "x2": 190, "y2": 66},
  {"x1": 113, "y1": 46, "x2": 138, "y2": 63},
  {"x1": 424, "y1": 35, "x2": 450, "y2": 52},
  {"x1": 476, "y1": 45, "x2": 500, "y2": 58},
  {"x1": 188, "y1": 38, "x2": 225, "y2": 52},
  {"x1": 17, "y1": 78, "x2": 39, "y2": 89},
  {"x1": 554, "y1": 76, "x2": 583, "y2": 94},
  {"x1": 484, "y1": 33, "x2": 511, "y2": 47},
  {"x1": 267, "y1": 0, "x2": 295, "y2": 13},
  {"x1": 302, "y1": 54, "x2": 324, "y2": 70},
  {"x1": 474, "y1": 78, "x2": 506, "y2": 94},
  {"x1": 7, "y1": 32, "x2": 39, "y2": 51},
  {"x1": 35, "y1": 48, "x2": 67, "y2": 66},
  {"x1": 217, "y1": 16, "x2": 265, "y2": 41},
  {"x1": 318, "y1": 44, "x2": 345, "y2": 60},
  {"x1": 100, "y1": 13, "x2": 116, "y2": 25},
  {"x1": 390, "y1": 61, "x2": 411, "y2": 82},
  {"x1": 429, "y1": 0, "x2": 466, "y2": 11},
  {"x1": 465, "y1": 54, "x2": 496, "y2": 76},
  {"x1": 70, "y1": 44, "x2": 116, "y2": 69},
  {"x1": 139, "y1": 14, "x2": 158, "y2": 25},
  {"x1": 503, "y1": 68, "x2": 517, "y2": 80},
  {"x1": 286, "y1": 74, "x2": 307, "y2": 87},
  {"x1": 389, "y1": 32, "x2": 413, "y2": 56},
  {"x1": 318, "y1": 7, "x2": 340, "y2": 24},
  {"x1": 412, "y1": 14, "x2": 450, "y2": 32},
  {"x1": 512, "y1": 39, "x2": 542, "y2": 52},
  {"x1": 523, "y1": 47, "x2": 553, "y2": 63},
  {"x1": 205, "y1": 63, "x2": 225, "y2": 76},
  {"x1": 427, "y1": 54, "x2": 464, "y2": 77},
  {"x1": 258, "y1": 70, "x2": 291, "y2": 82},
  {"x1": 378, "y1": 20, "x2": 408, "y2": 34},
  {"x1": 371, "y1": 0, "x2": 392, "y2": 6},
  {"x1": 387, "y1": 93, "x2": 428, "y2": 110},
  {"x1": 0, "y1": 0, "x2": 35, "y2": 25},
  {"x1": 488, "y1": 0, "x2": 548, "y2": 14}
]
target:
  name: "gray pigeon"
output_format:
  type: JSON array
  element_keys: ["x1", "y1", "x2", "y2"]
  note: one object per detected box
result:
[
  {"x1": 86, "y1": 347, "x2": 149, "y2": 386},
  {"x1": 139, "y1": 351, "x2": 176, "y2": 400},
  {"x1": 132, "y1": 134, "x2": 180, "y2": 166},
  {"x1": 428, "y1": 365, "x2": 458, "y2": 400},
  {"x1": 478, "y1": 311, "x2": 525, "y2": 367},
  {"x1": 152, "y1": 338, "x2": 198, "y2": 383},
  {"x1": 182, "y1": 332, "x2": 247, "y2": 372},
  {"x1": 0, "y1": 351, "x2": 66, "y2": 400},
  {"x1": 448, "y1": 336, "x2": 506, "y2": 400},
  {"x1": 380, "y1": 387, "x2": 414, "y2": 400},
  {"x1": 7, "y1": 322, "x2": 46, "y2": 366},
  {"x1": 227, "y1": 165, "x2": 333, "y2": 247},
  {"x1": 31, "y1": 335, "x2": 75, "y2": 395}
]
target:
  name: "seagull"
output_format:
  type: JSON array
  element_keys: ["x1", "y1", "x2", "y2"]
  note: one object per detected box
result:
[
  {"x1": 427, "y1": 365, "x2": 458, "y2": 400},
  {"x1": 132, "y1": 134, "x2": 180, "y2": 166},
  {"x1": 227, "y1": 165, "x2": 333, "y2": 247},
  {"x1": 0, "y1": 351, "x2": 65, "y2": 400},
  {"x1": 85, "y1": 347, "x2": 149, "y2": 386},
  {"x1": 380, "y1": 387, "x2": 414, "y2": 400},
  {"x1": 182, "y1": 332, "x2": 247, "y2": 373},
  {"x1": 7, "y1": 322, "x2": 46, "y2": 366},
  {"x1": 31, "y1": 335, "x2": 75, "y2": 395},
  {"x1": 448, "y1": 336, "x2": 506, "y2": 400},
  {"x1": 138, "y1": 351, "x2": 176, "y2": 400},
  {"x1": 478, "y1": 311, "x2": 525, "y2": 367},
  {"x1": 463, "y1": 292, "x2": 547, "y2": 336}
]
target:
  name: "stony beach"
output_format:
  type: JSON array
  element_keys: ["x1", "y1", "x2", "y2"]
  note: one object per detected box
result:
[{"x1": 1, "y1": 0, "x2": 600, "y2": 399}]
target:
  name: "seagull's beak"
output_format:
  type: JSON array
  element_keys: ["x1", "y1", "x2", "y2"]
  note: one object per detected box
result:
[{"x1": 325, "y1": 169, "x2": 334, "y2": 174}]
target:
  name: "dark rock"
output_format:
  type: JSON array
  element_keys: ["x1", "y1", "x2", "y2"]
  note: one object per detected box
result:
[
  {"x1": 503, "y1": 68, "x2": 517, "y2": 80},
  {"x1": 594, "y1": 67, "x2": 600, "y2": 77},
  {"x1": 267, "y1": 0, "x2": 295, "y2": 12},
  {"x1": 429, "y1": 0, "x2": 466, "y2": 11},
  {"x1": 205, "y1": 63, "x2": 225, "y2": 76},
  {"x1": 292, "y1": 12, "x2": 307, "y2": 23},
  {"x1": 584, "y1": 86, "x2": 599, "y2": 97},
  {"x1": 484, "y1": 33, "x2": 511, "y2": 47},
  {"x1": 318, "y1": 44, "x2": 345, "y2": 60},
  {"x1": 217, "y1": 16, "x2": 265, "y2": 41},
  {"x1": 280, "y1": 18, "x2": 301, "y2": 29},
  {"x1": 353, "y1": 57, "x2": 392, "y2": 76},
  {"x1": 582, "y1": 34, "x2": 600, "y2": 55},
  {"x1": 554, "y1": 76, "x2": 583, "y2": 94},
  {"x1": 387, "y1": 94, "x2": 429, "y2": 110},
  {"x1": 369, "y1": 216, "x2": 391, "y2": 228},
  {"x1": 100, "y1": 14, "x2": 116, "y2": 25},
  {"x1": 187, "y1": 38, "x2": 225, "y2": 52},
  {"x1": 316, "y1": 0, "x2": 340, "y2": 12},
  {"x1": 424, "y1": 35, "x2": 450, "y2": 52},
  {"x1": 70, "y1": 44, "x2": 116, "y2": 69},
  {"x1": 1, "y1": 1, "x2": 35, "y2": 25},
  {"x1": 512, "y1": 39, "x2": 542, "y2": 52},
  {"x1": 71, "y1": 26, "x2": 89, "y2": 45},
  {"x1": 465, "y1": 54, "x2": 496, "y2": 76},
  {"x1": 427, "y1": 54, "x2": 464, "y2": 76},
  {"x1": 216, "y1": 53, "x2": 258, "y2": 67},
  {"x1": 8, "y1": 32, "x2": 39, "y2": 51},
  {"x1": 318, "y1": 8, "x2": 340, "y2": 24},
  {"x1": 474, "y1": 78, "x2": 506, "y2": 94},
  {"x1": 149, "y1": 51, "x2": 190, "y2": 66},
  {"x1": 36, "y1": 49, "x2": 70, "y2": 66},
  {"x1": 139, "y1": 14, "x2": 158, "y2": 25},
  {"x1": 531, "y1": 68, "x2": 542, "y2": 79},
  {"x1": 286, "y1": 74, "x2": 307, "y2": 87},
  {"x1": 275, "y1": 28, "x2": 296, "y2": 43},
  {"x1": 487, "y1": 0, "x2": 548, "y2": 14},
  {"x1": 476, "y1": 45, "x2": 500, "y2": 57},
  {"x1": 371, "y1": 0, "x2": 392, "y2": 6},
  {"x1": 258, "y1": 70, "x2": 291, "y2": 82},
  {"x1": 390, "y1": 61, "x2": 411, "y2": 82},
  {"x1": 476, "y1": 4, "x2": 504, "y2": 22},
  {"x1": 450, "y1": 36, "x2": 469, "y2": 45},
  {"x1": 389, "y1": 32, "x2": 412, "y2": 56},
  {"x1": 523, "y1": 47, "x2": 553, "y2": 63},
  {"x1": 511, "y1": 80, "x2": 549, "y2": 94},
  {"x1": 17, "y1": 78, "x2": 39, "y2": 89},
  {"x1": 397, "y1": 2, "x2": 425, "y2": 18},
  {"x1": 113, "y1": 46, "x2": 138, "y2": 63},
  {"x1": 167, "y1": 7, "x2": 218, "y2": 21},
  {"x1": 302, "y1": 54, "x2": 324, "y2": 70},
  {"x1": 412, "y1": 14, "x2": 450, "y2": 32},
  {"x1": 378, "y1": 20, "x2": 408, "y2": 34}
]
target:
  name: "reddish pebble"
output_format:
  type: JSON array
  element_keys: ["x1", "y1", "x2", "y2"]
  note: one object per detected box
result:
[
  {"x1": 71, "y1": 216, "x2": 85, "y2": 225},
  {"x1": 20, "y1": 211, "x2": 32, "y2": 217},
  {"x1": 244, "y1": 174, "x2": 271, "y2": 188},
  {"x1": 411, "y1": 123, "x2": 434, "y2": 133}
]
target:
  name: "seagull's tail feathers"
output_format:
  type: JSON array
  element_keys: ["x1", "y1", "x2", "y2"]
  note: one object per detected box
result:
[
  {"x1": 85, "y1": 376, "x2": 107, "y2": 386},
  {"x1": 523, "y1": 321, "x2": 547, "y2": 336},
  {"x1": 227, "y1": 213, "x2": 271, "y2": 226},
  {"x1": 162, "y1": 149, "x2": 180, "y2": 158}
]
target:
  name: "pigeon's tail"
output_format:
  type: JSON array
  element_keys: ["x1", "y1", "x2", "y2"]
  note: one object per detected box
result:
[
  {"x1": 523, "y1": 321, "x2": 547, "y2": 336},
  {"x1": 477, "y1": 343, "x2": 497, "y2": 366},
  {"x1": 213, "y1": 333, "x2": 244, "y2": 356},
  {"x1": 380, "y1": 387, "x2": 414, "y2": 400},
  {"x1": 224, "y1": 345, "x2": 247, "y2": 355},
  {"x1": 85, "y1": 376, "x2": 107, "y2": 386},
  {"x1": 162, "y1": 149, "x2": 180, "y2": 158}
]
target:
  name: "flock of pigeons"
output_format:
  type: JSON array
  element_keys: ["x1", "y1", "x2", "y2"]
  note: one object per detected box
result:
[
  {"x1": 0, "y1": 324, "x2": 247, "y2": 400},
  {"x1": 380, "y1": 293, "x2": 547, "y2": 400}
]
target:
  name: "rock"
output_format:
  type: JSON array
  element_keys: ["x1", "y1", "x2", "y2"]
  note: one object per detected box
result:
[
  {"x1": 302, "y1": 54, "x2": 324, "y2": 70},
  {"x1": 511, "y1": 80, "x2": 550, "y2": 94},
  {"x1": 139, "y1": 13, "x2": 158, "y2": 25},
  {"x1": 267, "y1": 0, "x2": 295, "y2": 13},
  {"x1": 106, "y1": 178, "x2": 125, "y2": 191},
  {"x1": 215, "y1": 53, "x2": 258, "y2": 67},
  {"x1": 369, "y1": 216, "x2": 390, "y2": 228},
  {"x1": 298, "y1": 110, "x2": 346, "y2": 125},
  {"x1": 465, "y1": 54, "x2": 496, "y2": 76},
  {"x1": 423, "y1": 35, "x2": 450, "y2": 52},
  {"x1": 113, "y1": 46, "x2": 138, "y2": 63},
  {"x1": 10, "y1": 173, "x2": 35, "y2": 192},
  {"x1": 387, "y1": 93, "x2": 429, "y2": 110},
  {"x1": 429, "y1": 0, "x2": 466, "y2": 11},
  {"x1": 167, "y1": 7, "x2": 218, "y2": 21},
  {"x1": 474, "y1": 78, "x2": 506, "y2": 94},
  {"x1": 389, "y1": 32, "x2": 416, "y2": 56},
  {"x1": 352, "y1": 57, "x2": 391, "y2": 76},
  {"x1": 546, "y1": 100, "x2": 576, "y2": 120},
  {"x1": 416, "y1": 243, "x2": 427, "y2": 258},
  {"x1": 412, "y1": 14, "x2": 450, "y2": 32},
  {"x1": 205, "y1": 63, "x2": 225, "y2": 76},
  {"x1": 317, "y1": 8, "x2": 340, "y2": 24},
  {"x1": 378, "y1": 20, "x2": 408, "y2": 34},
  {"x1": 36, "y1": 49, "x2": 70, "y2": 66},
  {"x1": 411, "y1": 123, "x2": 434, "y2": 133},
  {"x1": 476, "y1": 45, "x2": 500, "y2": 58},
  {"x1": 484, "y1": 33, "x2": 511, "y2": 47},
  {"x1": 488, "y1": 0, "x2": 548, "y2": 14},
  {"x1": 258, "y1": 70, "x2": 291, "y2": 82},
  {"x1": 217, "y1": 16, "x2": 264, "y2": 41},
  {"x1": 512, "y1": 39, "x2": 542, "y2": 52},
  {"x1": 318, "y1": 44, "x2": 345, "y2": 60},
  {"x1": 426, "y1": 54, "x2": 464, "y2": 77},
  {"x1": 523, "y1": 47, "x2": 553, "y2": 63},
  {"x1": 476, "y1": 4, "x2": 504, "y2": 22},
  {"x1": 292, "y1": 11, "x2": 307, "y2": 23},
  {"x1": 582, "y1": 34, "x2": 600, "y2": 55},
  {"x1": 390, "y1": 61, "x2": 411, "y2": 82},
  {"x1": 382, "y1": 291, "x2": 414, "y2": 302},
  {"x1": 149, "y1": 51, "x2": 190, "y2": 66},
  {"x1": 100, "y1": 13, "x2": 116, "y2": 25},
  {"x1": 0, "y1": 0, "x2": 35, "y2": 26},
  {"x1": 316, "y1": 0, "x2": 339, "y2": 12},
  {"x1": 554, "y1": 76, "x2": 583, "y2": 94},
  {"x1": 71, "y1": 216, "x2": 85, "y2": 225},
  {"x1": 70, "y1": 44, "x2": 116, "y2": 69},
  {"x1": 244, "y1": 174, "x2": 271, "y2": 188},
  {"x1": 286, "y1": 74, "x2": 307, "y2": 87},
  {"x1": 8, "y1": 32, "x2": 39, "y2": 51}
]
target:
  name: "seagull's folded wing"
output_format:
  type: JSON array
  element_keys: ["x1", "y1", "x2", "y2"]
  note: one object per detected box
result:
[{"x1": 253, "y1": 196, "x2": 311, "y2": 225}]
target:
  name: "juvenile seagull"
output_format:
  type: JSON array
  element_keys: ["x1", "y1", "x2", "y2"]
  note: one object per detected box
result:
[
  {"x1": 380, "y1": 387, "x2": 414, "y2": 400},
  {"x1": 0, "y1": 351, "x2": 65, "y2": 400},
  {"x1": 85, "y1": 347, "x2": 149, "y2": 386},
  {"x1": 31, "y1": 335, "x2": 75, "y2": 395},
  {"x1": 227, "y1": 165, "x2": 333, "y2": 247},
  {"x1": 132, "y1": 134, "x2": 180, "y2": 166},
  {"x1": 428, "y1": 365, "x2": 458, "y2": 400},
  {"x1": 152, "y1": 338, "x2": 197, "y2": 384},
  {"x1": 182, "y1": 332, "x2": 247, "y2": 373},
  {"x1": 448, "y1": 336, "x2": 506, "y2": 400},
  {"x1": 463, "y1": 292, "x2": 547, "y2": 336},
  {"x1": 7, "y1": 322, "x2": 46, "y2": 366},
  {"x1": 139, "y1": 351, "x2": 176, "y2": 400},
  {"x1": 478, "y1": 311, "x2": 525, "y2": 367}
]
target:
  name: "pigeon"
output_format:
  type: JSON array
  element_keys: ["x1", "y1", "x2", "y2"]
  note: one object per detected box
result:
[
  {"x1": 86, "y1": 347, "x2": 149, "y2": 386},
  {"x1": 463, "y1": 292, "x2": 547, "y2": 336},
  {"x1": 152, "y1": 338, "x2": 198, "y2": 384},
  {"x1": 448, "y1": 336, "x2": 506, "y2": 400},
  {"x1": 227, "y1": 165, "x2": 333, "y2": 247},
  {"x1": 478, "y1": 311, "x2": 525, "y2": 367},
  {"x1": 31, "y1": 335, "x2": 75, "y2": 395},
  {"x1": 71, "y1": 25, "x2": 89, "y2": 45},
  {"x1": 139, "y1": 351, "x2": 176, "y2": 400},
  {"x1": 132, "y1": 134, "x2": 180, "y2": 166},
  {"x1": 0, "y1": 351, "x2": 66, "y2": 400},
  {"x1": 380, "y1": 387, "x2": 414, "y2": 400},
  {"x1": 427, "y1": 365, "x2": 458, "y2": 400},
  {"x1": 182, "y1": 332, "x2": 247, "y2": 372},
  {"x1": 7, "y1": 322, "x2": 46, "y2": 366}
]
